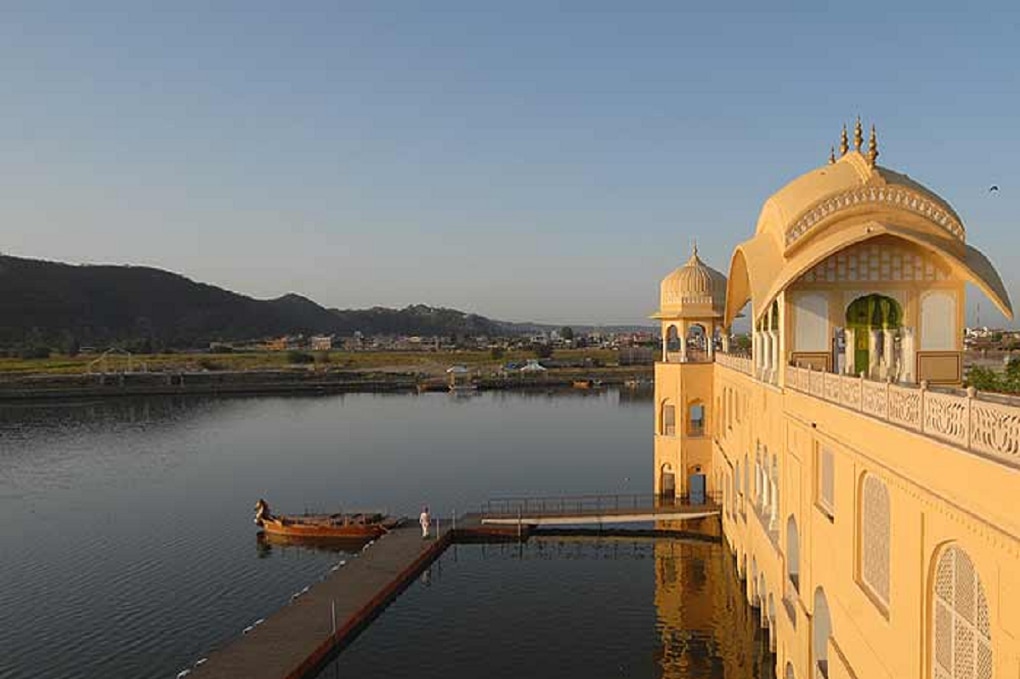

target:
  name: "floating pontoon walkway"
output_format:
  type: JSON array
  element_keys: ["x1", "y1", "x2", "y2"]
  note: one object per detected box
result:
[
  {"x1": 187, "y1": 523, "x2": 455, "y2": 679},
  {"x1": 185, "y1": 495, "x2": 718, "y2": 679}
]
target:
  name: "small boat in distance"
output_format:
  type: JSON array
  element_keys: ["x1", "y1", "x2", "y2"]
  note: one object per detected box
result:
[
  {"x1": 254, "y1": 499, "x2": 400, "y2": 540},
  {"x1": 572, "y1": 379, "x2": 604, "y2": 390}
]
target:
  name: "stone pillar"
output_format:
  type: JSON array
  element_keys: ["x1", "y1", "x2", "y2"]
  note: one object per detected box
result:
[
  {"x1": 883, "y1": 330, "x2": 896, "y2": 381},
  {"x1": 722, "y1": 330, "x2": 731, "y2": 354},
  {"x1": 868, "y1": 330, "x2": 881, "y2": 380},
  {"x1": 901, "y1": 327, "x2": 916, "y2": 384},
  {"x1": 753, "y1": 327, "x2": 762, "y2": 375},
  {"x1": 770, "y1": 328, "x2": 779, "y2": 383},
  {"x1": 844, "y1": 328, "x2": 855, "y2": 376}
]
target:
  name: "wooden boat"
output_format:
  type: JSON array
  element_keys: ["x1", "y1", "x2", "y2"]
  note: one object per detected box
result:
[{"x1": 254, "y1": 499, "x2": 399, "y2": 540}]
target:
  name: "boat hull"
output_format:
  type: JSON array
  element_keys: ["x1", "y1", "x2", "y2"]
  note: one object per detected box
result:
[{"x1": 258, "y1": 515, "x2": 397, "y2": 540}]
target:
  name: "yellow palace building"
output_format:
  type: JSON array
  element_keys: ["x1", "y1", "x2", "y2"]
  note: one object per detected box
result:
[{"x1": 653, "y1": 120, "x2": 1020, "y2": 679}]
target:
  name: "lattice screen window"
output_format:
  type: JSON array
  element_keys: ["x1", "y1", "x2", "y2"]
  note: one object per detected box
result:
[
  {"x1": 932, "y1": 546, "x2": 992, "y2": 679},
  {"x1": 860, "y1": 474, "x2": 891, "y2": 607},
  {"x1": 817, "y1": 446, "x2": 835, "y2": 516}
]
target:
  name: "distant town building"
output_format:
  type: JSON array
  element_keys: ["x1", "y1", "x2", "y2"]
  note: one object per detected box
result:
[{"x1": 309, "y1": 335, "x2": 333, "y2": 351}]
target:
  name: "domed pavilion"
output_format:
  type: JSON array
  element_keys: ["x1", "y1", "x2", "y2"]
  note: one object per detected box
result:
[
  {"x1": 724, "y1": 119, "x2": 1011, "y2": 385},
  {"x1": 653, "y1": 244, "x2": 728, "y2": 363}
]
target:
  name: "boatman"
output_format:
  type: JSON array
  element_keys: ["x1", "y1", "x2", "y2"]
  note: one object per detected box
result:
[{"x1": 420, "y1": 505, "x2": 431, "y2": 539}]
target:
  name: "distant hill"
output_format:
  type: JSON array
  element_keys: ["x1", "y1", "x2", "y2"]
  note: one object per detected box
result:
[{"x1": 0, "y1": 255, "x2": 504, "y2": 349}]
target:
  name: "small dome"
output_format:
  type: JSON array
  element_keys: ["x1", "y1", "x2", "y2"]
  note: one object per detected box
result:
[{"x1": 659, "y1": 245, "x2": 727, "y2": 318}]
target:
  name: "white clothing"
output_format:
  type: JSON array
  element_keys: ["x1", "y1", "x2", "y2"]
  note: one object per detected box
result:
[{"x1": 419, "y1": 511, "x2": 430, "y2": 537}]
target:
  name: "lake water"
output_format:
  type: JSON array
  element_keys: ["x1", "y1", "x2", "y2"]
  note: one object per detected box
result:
[{"x1": 0, "y1": 388, "x2": 770, "y2": 678}]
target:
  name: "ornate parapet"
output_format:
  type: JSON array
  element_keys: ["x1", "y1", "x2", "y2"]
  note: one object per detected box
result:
[
  {"x1": 716, "y1": 351, "x2": 753, "y2": 376},
  {"x1": 786, "y1": 365, "x2": 1020, "y2": 468}
]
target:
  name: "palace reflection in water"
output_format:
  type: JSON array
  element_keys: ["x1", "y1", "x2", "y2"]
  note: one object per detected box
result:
[{"x1": 320, "y1": 537, "x2": 773, "y2": 679}]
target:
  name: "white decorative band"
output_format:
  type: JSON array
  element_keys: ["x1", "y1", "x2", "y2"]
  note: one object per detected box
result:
[{"x1": 785, "y1": 187, "x2": 964, "y2": 247}]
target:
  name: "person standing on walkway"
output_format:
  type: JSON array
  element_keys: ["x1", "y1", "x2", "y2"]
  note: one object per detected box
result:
[{"x1": 419, "y1": 505, "x2": 431, "y2": 539}]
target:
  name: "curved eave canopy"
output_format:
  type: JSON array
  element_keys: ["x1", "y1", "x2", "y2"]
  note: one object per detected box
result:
[{"x1": 724, "y1": 222, "x2": 1013, "y2": 327}]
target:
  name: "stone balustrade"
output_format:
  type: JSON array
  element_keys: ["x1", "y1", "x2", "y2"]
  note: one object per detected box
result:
[
  {"x1": 786, "y1": 365, "x2": 1020, "y2": 468},
  {"x1": 716, "y1": 352, "x2": 753, "y2": 375}
]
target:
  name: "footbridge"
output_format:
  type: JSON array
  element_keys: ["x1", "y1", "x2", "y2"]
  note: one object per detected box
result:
[{"x1": 478, "y1": 493, "x2": 721, "y2": 527}]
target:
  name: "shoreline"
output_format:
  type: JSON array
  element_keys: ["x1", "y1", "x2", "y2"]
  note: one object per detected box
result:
[{"x1": 0, "y1": 366, "x2": 653, "y2": 402}]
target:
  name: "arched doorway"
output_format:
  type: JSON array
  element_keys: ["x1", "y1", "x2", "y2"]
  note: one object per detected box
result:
[
  {"x1": 659, "y1": 463, "x2": 676, "y2": 503},
  {"x1": 845, "y1": 294, "x2": 902, "y2": 376}
]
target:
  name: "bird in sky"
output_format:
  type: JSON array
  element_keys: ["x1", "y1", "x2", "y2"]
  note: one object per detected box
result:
[{"x1": 989, "y1": 185, "x2": 1000, "y2": 192}]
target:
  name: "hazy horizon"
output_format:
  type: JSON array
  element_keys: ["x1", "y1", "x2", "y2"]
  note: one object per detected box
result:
[{"x1": 3, "y1": 3, "x2": 1019, "y2": 327}]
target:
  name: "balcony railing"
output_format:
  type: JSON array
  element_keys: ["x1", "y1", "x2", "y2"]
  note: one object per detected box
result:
[
  {"x1": 716, "y1": 352, "x2": 753, "y2": 375},
  {"x1": 787, "y1": 364, "x2": 1020, "y2": 469},
  {"x1": 664, "y1": 349, "x2": 713, "y2": 364}
]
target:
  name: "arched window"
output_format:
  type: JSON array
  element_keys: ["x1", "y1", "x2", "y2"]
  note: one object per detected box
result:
[
  {"x1": 785, "y1": 662, "x2": 796, "y2": 679},
  {"x1": 688, "y1": 400, "x2": 705, "y2": 436},
  {"x1": 767, "y1": 593, "x2": 777, "y2": 651},
  {"x1": 814, "y1": 587, "x2": 832, "y2": 678},
  {"x1": 666, "y1": 325, "x2": 681, "y2": 352},
  {"x1": 687, "y1": 323, "x2": 707, "y2": 359},
  {"x1": 660, "y1": 400, "x2": 676, "y2": 436},
  {"x1": 860, "y1": 473, "x2": 891, "y2": 608},
  {"x1": 787, "y1": 515, "x2": 800, "y2": 592},
  {"x1": 759, "y1": 574, "x2": 768, "y2": 623},
  {"x1": 931, "y1": 545, "x2": 992, "y2": 679}
]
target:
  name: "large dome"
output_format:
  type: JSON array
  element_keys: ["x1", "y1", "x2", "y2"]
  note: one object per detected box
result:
[
  {"x1": 659, "y1": 245, "x2": 727, "y2": 318},
  {"x1": 754, "y1": 149, "x2": 964, "y2": 252},
  {"x1": 723, "y1": 125, "x2": 1012, "y2": 328}
]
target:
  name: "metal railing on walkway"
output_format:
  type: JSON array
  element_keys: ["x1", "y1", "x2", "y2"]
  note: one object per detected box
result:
[{"x1": 481, "y1": 492, "x2": 722, "y2": 518}]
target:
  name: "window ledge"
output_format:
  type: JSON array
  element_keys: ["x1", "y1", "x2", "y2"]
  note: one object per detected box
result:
[{"x1": 855, "y1": 578, "x2": 890, "y2": 621}]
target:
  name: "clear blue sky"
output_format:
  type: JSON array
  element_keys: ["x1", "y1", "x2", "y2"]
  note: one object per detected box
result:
[{"x1": 2, "y1": 2, "x2": 1018, "y2": 326}]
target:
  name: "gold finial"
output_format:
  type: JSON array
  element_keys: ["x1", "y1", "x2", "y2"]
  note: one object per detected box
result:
[
  {"x1": 839, "y1": 124, "x2": 849, "y2": 156},
  {"x1": 829, "y1": 146, "x2": 836, "y2": 164},
  {"x1": 692, "y1": 239, "x2": 699, "y2": 258},
  {"x1": 854, "y1": 116, "x2": 863, "y2": 151},
  {"x1": 867, "y1": 125, "x2": 879, "y2": 166}
]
